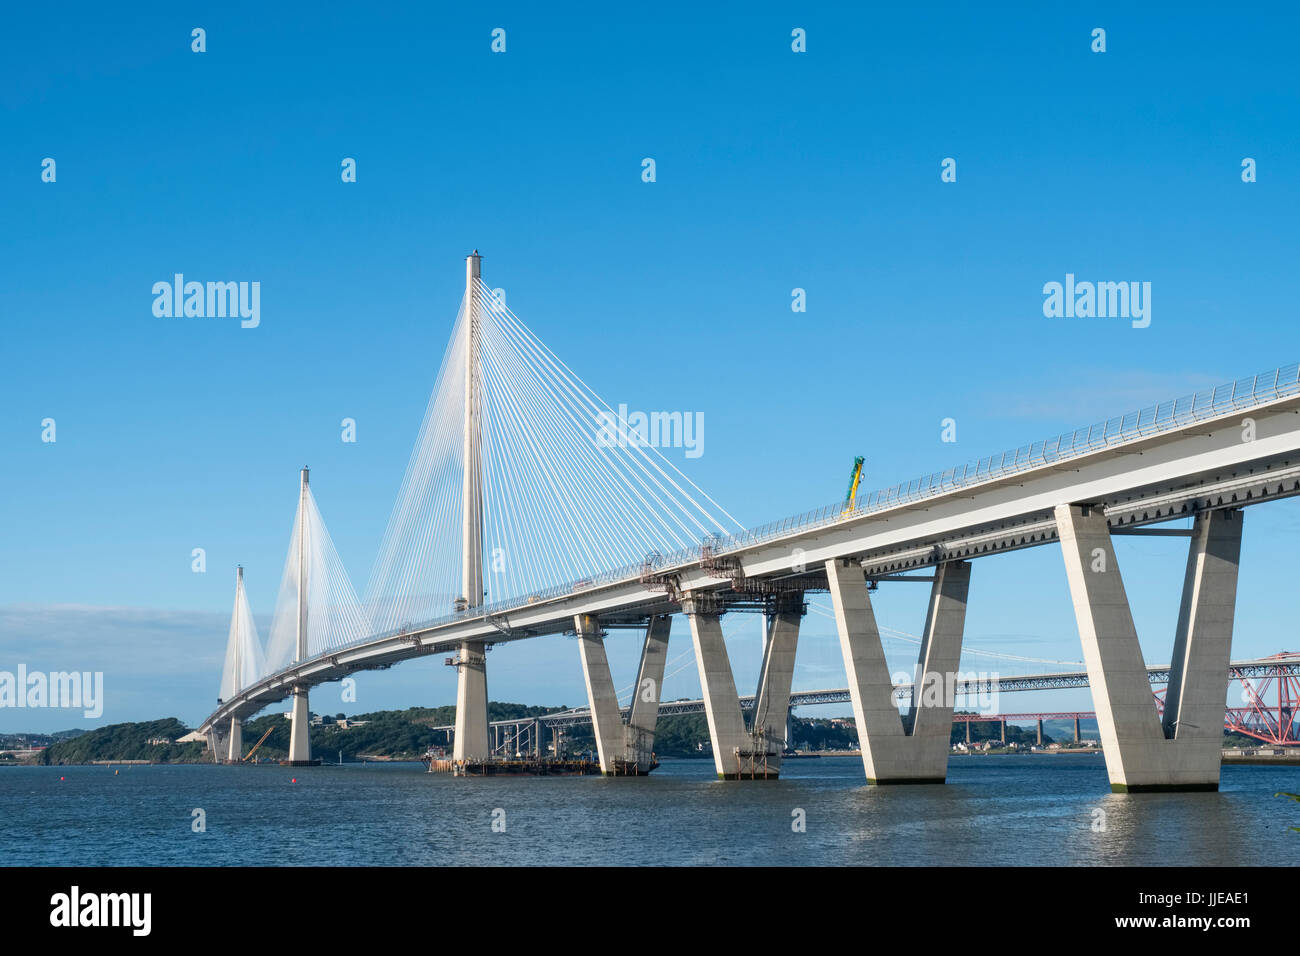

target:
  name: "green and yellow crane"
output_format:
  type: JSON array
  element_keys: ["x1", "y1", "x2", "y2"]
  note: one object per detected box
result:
[{"x1": 843, "y1": 456, "x2": 865, "y2": 515}]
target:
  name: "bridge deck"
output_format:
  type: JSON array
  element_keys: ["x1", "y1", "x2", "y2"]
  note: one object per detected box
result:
[{"x1": 202, "y1": 370, "x2": 1300, "y2": 737}]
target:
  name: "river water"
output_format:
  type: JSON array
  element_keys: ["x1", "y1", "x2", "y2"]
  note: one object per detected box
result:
[{"x1": 2, "y1": 755, "x2": 1297, "y2": 866}]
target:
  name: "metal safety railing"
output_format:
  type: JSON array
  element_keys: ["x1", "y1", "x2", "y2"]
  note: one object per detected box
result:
[{"x1": 704, "y1": 362, "x2": 1300, "y2": 561}]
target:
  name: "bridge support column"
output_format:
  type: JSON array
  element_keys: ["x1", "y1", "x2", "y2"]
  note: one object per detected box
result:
[
  {"x1": 625, "y1": 614, "x2": 671, "y2": 771},
  {"x1": 747, "y1": 593, "x2": 804, "y2": 777},
  {"x1": 1055, "y1": 504, "x2": 1242, "y2": 792},
  {"x1": 683, "y1": 592, "x2": 805, "y2": 780},
  {"x1": 575, "y1": 613, "x2": 672, "y2": 774},
  {"x1": 826, "y1": 557, "x2": 971, "y2": 784},
  {"x1": 684, "y1": 593, "x2": 751, "y2": 779},
  {"x1": 287, "y1": 685, "x2": 312, "y2": 764},
  {"x1": 575, "y1": 614, "x2": 624, "y2": 774},
  {"x1": 452, "y1": 642, "x2": 490, "y2": 763},
  {"x1": 227, "y1": 717, "x2": 243, "y2": 763}
]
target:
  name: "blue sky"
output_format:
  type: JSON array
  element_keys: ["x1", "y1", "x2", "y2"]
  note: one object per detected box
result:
[{"x1": 3, "y1": 2, "x2": 1300, "y2": 731}]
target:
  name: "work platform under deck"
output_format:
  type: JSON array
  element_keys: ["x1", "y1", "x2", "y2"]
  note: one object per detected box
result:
[{"x1": 422, "y1": 755, "x2": 658, "y2": 776}]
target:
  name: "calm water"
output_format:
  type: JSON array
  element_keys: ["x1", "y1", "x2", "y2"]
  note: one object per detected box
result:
[{"x1": 2, "y1": 755, "x2": 1298, "y2": 866}]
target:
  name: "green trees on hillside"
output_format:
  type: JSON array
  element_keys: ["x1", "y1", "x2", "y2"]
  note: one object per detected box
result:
[{"x1": 41, "y1": 718, "x2": 206, "y2": 764}]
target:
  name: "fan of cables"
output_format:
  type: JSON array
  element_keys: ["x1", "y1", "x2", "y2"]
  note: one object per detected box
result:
[{"x1": 364, "y1": 278, "x2": 741, "y2": 635}]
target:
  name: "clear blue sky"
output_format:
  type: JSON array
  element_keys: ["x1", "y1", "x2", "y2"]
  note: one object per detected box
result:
[{"x1": 3, "y1": 2, "x2": 1299, "y2": 731}]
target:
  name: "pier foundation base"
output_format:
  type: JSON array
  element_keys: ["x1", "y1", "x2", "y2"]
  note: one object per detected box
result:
[{"x1": 452, "y1": 642, "x2": 490, "y2": 763}]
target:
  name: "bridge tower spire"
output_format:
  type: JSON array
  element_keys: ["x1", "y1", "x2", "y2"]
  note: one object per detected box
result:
[
  {"x1": 286, "y1": 466, "x2": 314, "y2": 765},
  {"x1": 453, "y1": 251, "x2": 490, "y2": 766},
  {"x1": 227, "y1": 565, "x2": 245, "y2": 763},
  {"x1": 462, "y1": 250, "x2": 484, "y2": 609}
]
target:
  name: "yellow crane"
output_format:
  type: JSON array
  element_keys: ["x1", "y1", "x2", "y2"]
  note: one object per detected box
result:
[
  {"x1": 242, "y1": 726, "x2": 275, "y2": 763},
  {"x1": 843, "y1": 456, "x2": 865, "y2": 515}
]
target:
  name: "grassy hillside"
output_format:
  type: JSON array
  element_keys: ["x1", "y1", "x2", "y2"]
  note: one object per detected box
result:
[{"x1": 40, "y1": 718, "x2": 206, "y2": 764}]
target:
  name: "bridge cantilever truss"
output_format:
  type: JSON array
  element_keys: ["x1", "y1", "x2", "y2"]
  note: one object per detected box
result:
[{"x1": 1221, "y1": 653, "x2": 1300, "y2": 745}]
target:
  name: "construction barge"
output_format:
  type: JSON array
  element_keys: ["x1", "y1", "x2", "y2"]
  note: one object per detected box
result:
[{"x1": 421, "y1": 750, "x2": 657, "y2": 777}]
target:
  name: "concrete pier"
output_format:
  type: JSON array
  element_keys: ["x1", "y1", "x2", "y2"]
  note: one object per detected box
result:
[
  {"x1": 626, "y1": 615, "x2": 672, "y2": 768},
  {"x1": 452, "y1": 642, "x2": 490, "y2": 762},
  {"x1": 575, "y1": 614, "x2": 672, "y2": 774},
  {"x1": 684, "y1": 593, "x2": 751, "y2": 778},
  {"x1": 575, "y1": 613, "x2": 624, "y2": 773},
  {"x1": 1055, "y1": 504, "x2": 1242, "y2": 792},
  {"x1": 826, "y1": 557, "x2": 971, "y2": 784},
  {"x1": 286, "y1": 685, "x2": 312, "y2": 764},
  {"x1": 684, "y1": 591, "x2": 804, "y2": 778},
  {"x1": 227, "y1": 716, "x2": 243, "y2": 763},
  {"x1": 748, "y1": 593, "x2": 803, "y2": 775}
]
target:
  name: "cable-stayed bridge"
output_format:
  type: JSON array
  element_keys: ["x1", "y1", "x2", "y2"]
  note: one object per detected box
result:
[{"x1": 202, "y1": 251, "x2": 1300, "y2": 791}]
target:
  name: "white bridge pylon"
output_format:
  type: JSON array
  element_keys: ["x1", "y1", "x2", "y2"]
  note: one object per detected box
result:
[
  {"x1": 214, "y1": 467, "x2": 372, "y2": 765},
  {"x1": 220, "y1": 467, "x2": 369, "y2": 766},
  {"x1": 216, "y1": 565, "x2": 266, "y2": 763},
  {"x1": 263, "y1": 468, "x2": 371, "y2": 676}
]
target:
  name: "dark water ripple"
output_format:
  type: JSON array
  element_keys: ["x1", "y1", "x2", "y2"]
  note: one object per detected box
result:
[{"x1": 2, "y1": 755, "x2": 1297, "y2": 866}]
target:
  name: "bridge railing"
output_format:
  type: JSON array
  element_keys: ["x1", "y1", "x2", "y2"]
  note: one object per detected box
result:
[{"x1": 701, "y1": 361, "x2": 1300, "y2": 561}]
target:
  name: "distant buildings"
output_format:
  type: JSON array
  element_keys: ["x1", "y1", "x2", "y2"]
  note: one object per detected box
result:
[{"x1": 307, "y1": 713, "x2": 368, "y2": 729}]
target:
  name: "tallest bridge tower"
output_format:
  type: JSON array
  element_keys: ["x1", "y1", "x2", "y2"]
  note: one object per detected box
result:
[
  {"x1": 461, "y1": 250, "x2": 484, "y2": 616},
  {"x1": 452, "y1": 251, "x2": 490, "y2": 764}
]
